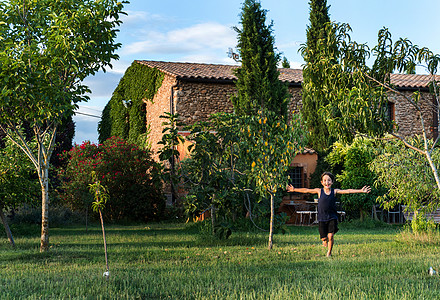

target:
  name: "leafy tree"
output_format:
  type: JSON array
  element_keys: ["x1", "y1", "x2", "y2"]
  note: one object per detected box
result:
[
  {"x1": 371, "y1": 136, "x2": 440, "y2": 213},
  {"x1": 0, "y1": 0, "x2": 126, "y2": 251},
  {"x1": 180, "y1": 113, "x2": 246, "y2": 236},
  {"x1": 158, "y1": 113, "x2": 185, "y2": 204},
  {"x1": 300, "y1": 0, "x2": 336, "y2": 152},
  {"x1": 310, "y1": 22, "x2": 440, "y2": 214},
  {"x1": 59, "y1": 137, "x2": 165, "y2": 222},
  {"x1": 326, "y1": 137, "x2": 384, "y2": 220},
  {"x1": 0, "y1": 134, "x2": 39, "y2": 247},
  {"x1": 239, "y1": 111, "x2": 307, "y2": 249},
  {"x1": 281, "y1": 57, "x2": 290, "y2": 68},
  {"x1": 231, "y1": 0, "x2": 289, "y2": 118}
]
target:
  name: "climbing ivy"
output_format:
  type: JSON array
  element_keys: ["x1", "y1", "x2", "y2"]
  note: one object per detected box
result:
[{"x1": 98, "y1": 62, "x2": 164, "y2": 146}]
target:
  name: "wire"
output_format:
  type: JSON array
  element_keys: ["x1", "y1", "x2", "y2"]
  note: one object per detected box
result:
[{"x1": 75, "y1": 111, "x2": 101, "y2": 119}]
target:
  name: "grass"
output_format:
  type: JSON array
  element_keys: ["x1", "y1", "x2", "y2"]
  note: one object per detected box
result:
[{"x1": 1, "y1": 222, "x2": 440, "y2": 299}]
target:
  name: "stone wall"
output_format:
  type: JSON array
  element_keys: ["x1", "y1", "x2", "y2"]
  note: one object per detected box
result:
[
  {"x1": 174, "y1": 81, "x2": 236, "y2": 125},
  {"x1": 174, "y1": 81, "x2": 304, "y2": 125},
  {"x1": 389, "y1": 90, "x2": 436, "y2": 138},
  {"x1": 146, "y1": 74, "x2": 436, "y2": 157}
]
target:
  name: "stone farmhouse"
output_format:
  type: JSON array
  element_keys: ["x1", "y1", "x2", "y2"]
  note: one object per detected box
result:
[{"x1": 135, "y1": 60, "x2": 438, "y2": 194}]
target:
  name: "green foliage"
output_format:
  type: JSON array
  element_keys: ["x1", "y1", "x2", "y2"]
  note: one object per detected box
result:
[
  {"x1": 302, "y1": 22, "x2": 392, "y2": 145},
  {"x1": 59, "y1": 137, "x2": 165, "y2": 222},
  {"x1": 410, "y1": 212, "x2": 437, "y2": 234},
  {"x1": 98, "y1": 62, "x2": 165, "y2": 146},
  {"x1": 239, "y1": 111, "x2": 307, "y2": 197},
  {"x1": 0, "y1": 0, "x2": 127, "y2": 251},
  {"x1": 300, "y1": 0, "x2": 335, "y2": 151},
  {"x1": 89, "y1": 173, "x2": 109, "y2": 213},
  {"x1": 303, "y1": 22, "x2": 440, "y2": 145},
  {"x1": 372, "y1": 136, "x2": 440, "y2": 212},
  {"x1": 0, "y1": 135, "x2": 39, "y2": 209},
  {"x1": 181, "y1": 113, "x2": 246, "y2": 224},
  {"x1": 158, "y1": 113, "x2": 185, "y2": 164},
  {"x1": 179, "y1": 110, "x2": 306, "y2": 247},
  {"x1": 326, "y1": 136, "x2": 384, "y2": 218},
  {"x1": 231, "y1": 0, "x2": 289, "y2": 118},
  {"x1": 281, "y1": 57, "x2": 290, "y2": 68}
]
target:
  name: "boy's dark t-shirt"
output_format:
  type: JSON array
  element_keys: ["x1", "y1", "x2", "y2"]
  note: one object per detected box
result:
[{"x1": 318, "y1": 188, "x2": 338, "y2": 222}]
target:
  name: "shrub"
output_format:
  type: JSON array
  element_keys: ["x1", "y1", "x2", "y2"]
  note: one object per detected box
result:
[{"x1": 59, "y1": 137, "x2": 165, "y2": 222}]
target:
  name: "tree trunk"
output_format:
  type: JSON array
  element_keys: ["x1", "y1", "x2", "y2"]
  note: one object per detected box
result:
[
  {"x1": 268, "y1": 192, "x2": 274, "y2": 250},
  {"x1": 40, "y1": 167, "x2": 50, "y2": 252},
  {"x1": 99, "y1": 209, "x2": 109, "y2": 272},
  {"x1": 0, "y1": 205, "x2": 15, "y2": 248},
  {"x1": 85, "y1": 206, "x2": 88, "y2": 232},
  {"x1": 359, "y1": 209, "x2": 365, "y2": 222},
  {"x1": 425, "y1": 150, "x2": 440, "y2": 191},
  {"x1": 211, "y1": 203, "x2": 217, "y2": 235},
  {"x1": 372, "y1": 205, "x2": 379, "y2": 221}
]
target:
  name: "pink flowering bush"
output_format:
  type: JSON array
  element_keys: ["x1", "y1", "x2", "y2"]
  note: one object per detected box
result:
[{"x1": 58, "y1": 137, "x2": 165, "y2": 222}]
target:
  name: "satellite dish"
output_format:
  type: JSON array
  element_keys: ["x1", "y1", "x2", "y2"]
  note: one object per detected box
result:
[{"x1": 227, "y1": 48, "x2": 240, "y2": 62}]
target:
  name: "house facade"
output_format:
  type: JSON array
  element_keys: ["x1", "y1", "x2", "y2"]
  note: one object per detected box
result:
[{"x1": 135, "y1": 60, "x2": 438, "y2": 193}]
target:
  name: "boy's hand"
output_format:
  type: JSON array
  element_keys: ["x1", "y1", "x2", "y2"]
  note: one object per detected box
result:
[
  {"x1": 287, "y1": 184, "x2": 294, "y2": 192},
  {"x1": 362, "y1": 186, "x2": 371, "y2": 193}
]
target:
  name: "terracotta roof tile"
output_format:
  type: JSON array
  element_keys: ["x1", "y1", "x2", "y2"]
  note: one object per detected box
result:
[
  {"x1": 389, "y1": 73, "x2": 439, "y2": 89},
  {"x1": 136, "y1": 60, "x2": 303, "y2": 84},
  {"x1": 136, "y1": 60, "x2": 437, "y2": 89}
]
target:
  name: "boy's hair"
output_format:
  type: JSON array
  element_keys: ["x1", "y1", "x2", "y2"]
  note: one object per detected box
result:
[{"x1": 320, "y1": 172, "x2": 335, "y2": 182}]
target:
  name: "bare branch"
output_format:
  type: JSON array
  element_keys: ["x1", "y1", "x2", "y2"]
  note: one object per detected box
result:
[
  {"x1": 0, "y1": 124, "x2": 39, "y2": 169},
  {"x1": 390, "y1": 133, "x2": 425, "y2": 155},
  {"x1": 363, "y1": 72, "x2": 421, "y2": 111}
]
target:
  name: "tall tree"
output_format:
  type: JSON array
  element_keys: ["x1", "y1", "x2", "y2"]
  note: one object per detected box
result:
[
  {"x1": 314, "y1": 22, "x2": 440, "y2": 214},
  {"x1": 0, "y1": 0, "x2": 126, "y2": 252},
  {"x1": 231, "y1": 0, "x2": 289, "y2": 118},
  {"x1": 300, "y1": 0, "x2": 335, "y2": 151}
]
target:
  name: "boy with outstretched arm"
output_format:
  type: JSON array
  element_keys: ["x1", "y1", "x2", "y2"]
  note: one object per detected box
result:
[{"x1": 287, "y1": 172, "x2": 371, "y2": 257}]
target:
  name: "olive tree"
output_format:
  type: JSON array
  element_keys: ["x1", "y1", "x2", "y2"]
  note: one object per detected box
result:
[{"x1": 0, "y1": 0, "x2": 126, "y2": 252}]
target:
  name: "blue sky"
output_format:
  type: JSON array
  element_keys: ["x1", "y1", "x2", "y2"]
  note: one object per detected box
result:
[{"x1": 74, "y1": 0, "x2": 440, "y2": 144}]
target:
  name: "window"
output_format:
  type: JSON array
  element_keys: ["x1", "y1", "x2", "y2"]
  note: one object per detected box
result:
[
  {"x1": 288, "y1": 167, "x2": 303, "y2": 188},
  {"x1": 387, "y1": 101, "x2": 395, "y2": 122}
]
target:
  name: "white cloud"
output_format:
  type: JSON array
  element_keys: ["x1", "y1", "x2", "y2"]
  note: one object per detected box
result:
[
  {"x1": 289, "y1": 61, "x2": 304, "y2": 69},
  {"x1": 122, "y1": 22, "x2": 236, "y2": 56},
  {"x1": 121, "y1": 10, "x2": 173, "y2": 27}
]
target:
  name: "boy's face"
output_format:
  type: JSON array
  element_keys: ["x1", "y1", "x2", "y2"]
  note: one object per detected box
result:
[{"x1": 321, "y1": 175, "x2": 333, "y2": 189}]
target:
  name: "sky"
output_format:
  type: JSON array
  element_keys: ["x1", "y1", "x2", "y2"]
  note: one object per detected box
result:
[{"x1": 73, "y1": 0, "x2": 440, "y2": 144}]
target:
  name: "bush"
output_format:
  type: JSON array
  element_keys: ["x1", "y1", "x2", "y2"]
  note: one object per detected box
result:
[
  {"x1": 7, "y1": 205, "x2": 85, "y2": 227},
  {"x1": 410, "y1": 212, "x2": 437, "y2": 234},
  {"x1": 58, "y1": 137, "x2": 165, "y2": 222}
]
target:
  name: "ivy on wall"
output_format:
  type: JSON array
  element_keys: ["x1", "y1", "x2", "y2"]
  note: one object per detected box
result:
[{"x1": 98, "y1": 62, "x2": 164, "y2": 146}]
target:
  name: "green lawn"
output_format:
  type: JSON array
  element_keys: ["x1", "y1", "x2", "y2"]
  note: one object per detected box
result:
[{"x1": 1, "y1": 222, "x2": 440, "y2": 299}]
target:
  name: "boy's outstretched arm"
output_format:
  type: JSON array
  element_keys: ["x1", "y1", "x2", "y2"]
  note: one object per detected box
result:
[
  {"x1": 336, "y1": 186, "x2": 371, "y2": 195},
  {"x1": 287, "y1": 185, "x2": 320, "y2": 194}
]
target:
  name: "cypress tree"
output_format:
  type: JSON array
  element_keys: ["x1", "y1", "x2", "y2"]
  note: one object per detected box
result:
[
  {"x1": 231, "y1": 0, "x2": 289, "y2": 118},
  {"x1": 301, "y1": 0, "x2": 336, "y2": 151},
  {"x1": 281, "y1": 57, "x2": 291, "y2": 68}
]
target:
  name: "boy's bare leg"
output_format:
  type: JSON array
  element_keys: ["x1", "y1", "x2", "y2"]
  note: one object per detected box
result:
[
  {"x1": 321, "y1": 237, "x2": 328, "y2": 247},
  {"x1": 326, "y1": 233, "x2": 334, "y2": 257}
]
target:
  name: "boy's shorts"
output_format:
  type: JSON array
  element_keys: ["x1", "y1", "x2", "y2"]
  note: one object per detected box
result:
[{"x1": 319, "y1": 219, "x2": 339, "y2": 239}]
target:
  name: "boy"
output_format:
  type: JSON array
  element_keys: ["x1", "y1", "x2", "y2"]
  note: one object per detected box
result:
[{"x1": 287, "y1": 172, "x2": 371, "y2": 257}]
